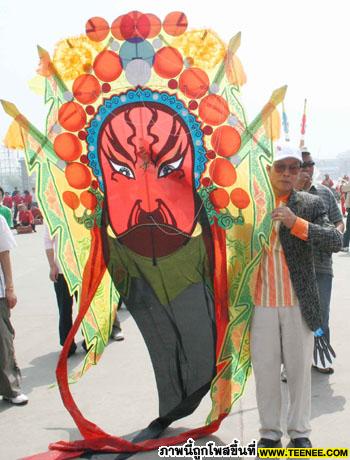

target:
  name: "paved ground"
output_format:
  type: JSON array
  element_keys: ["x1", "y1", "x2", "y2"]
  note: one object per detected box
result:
[{"x1": 1, "y1": 225, "x2": 349, "y2": 459}]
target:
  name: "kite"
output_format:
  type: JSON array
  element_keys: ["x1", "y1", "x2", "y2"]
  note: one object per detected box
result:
[{"x1": 1, "y1": 10, "x2": 286, "y2": 459}]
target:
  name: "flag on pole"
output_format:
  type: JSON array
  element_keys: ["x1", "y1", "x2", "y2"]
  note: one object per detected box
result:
[
  {"x1": 282, "y1": 101, "x2": 290, "y2": 142},
  {"x1": 300, "y1": 98, "x2": 307, "y2": 148}
]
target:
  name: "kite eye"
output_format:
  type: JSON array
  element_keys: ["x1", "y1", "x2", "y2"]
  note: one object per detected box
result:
[
  {"x1": 158, "y1": 156, "x2": 183, "y2": 178},
  {"x1": 110, "y1": 160, "x2": 135, "y2": 179}
]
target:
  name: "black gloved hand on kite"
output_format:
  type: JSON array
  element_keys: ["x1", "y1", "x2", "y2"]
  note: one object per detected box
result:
[{"x1": 313, "y1": 328, "x2": 336, "y2": 368}]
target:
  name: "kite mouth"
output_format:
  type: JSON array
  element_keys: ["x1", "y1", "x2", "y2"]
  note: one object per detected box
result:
[
  {"x1": 128, "y1": 199, "x2": 177, "y2": 228},
  {"x1": 117, "y1": 199, "x2": 193, "y2": 258}
]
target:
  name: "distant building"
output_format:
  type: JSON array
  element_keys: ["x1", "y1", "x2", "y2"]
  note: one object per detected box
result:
[
  {"x1": 315, "y1": 150, "x2": 350, "y2": 182},
  {"x1": 0, "y1": 145, "x2": 35, "y2": 192},
  {"x1": 337, "y1": 150, "x2": 350, "y2": 177}
]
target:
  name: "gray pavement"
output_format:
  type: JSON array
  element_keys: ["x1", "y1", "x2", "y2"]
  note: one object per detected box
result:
[{"x1": 1, "y1": 225, "x2": 349, "y2": 459}]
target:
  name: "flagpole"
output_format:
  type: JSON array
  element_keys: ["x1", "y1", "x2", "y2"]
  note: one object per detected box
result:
[
  {"x1": 282, "y1": 101, "x2": 290, "y2": 142},
  {"x1": 299, "y1": 98, "x2": 307, "y2": 148}
]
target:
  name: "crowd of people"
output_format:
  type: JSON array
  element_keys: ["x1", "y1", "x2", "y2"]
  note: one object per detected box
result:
[
  {"x1": 0, "y1": 186, "x2": 124, "y2": 407},
  {"x1": 0, "y1": 145, "x2": 349, "y2": 451},
  {"x1": 0, "y1": 186, "x2": 43, "y2": 232}
]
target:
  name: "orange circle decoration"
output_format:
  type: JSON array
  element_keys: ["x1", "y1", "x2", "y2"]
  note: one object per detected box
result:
[
  {"x1": 58, "y1": 102, "x2": 86, "y2": 132},
  {"x1": 163, "y1": 11, "x2": 188, "y2": 36},
  {"x1": 85, "y1": 17, "x2": 110, "y2": 42},
  {"x1": 111, "y1": 15, "x2": 124, "y2": 40},
  {"x1": 209, "y1": 158, "x2": 237, "y2": 187},
  {"x1": 65, "y1": 163, "x2": 92, "y2": 189},
  {"x1": 53, "y1": 133, "x2": 82, "y2": 162},
  {"x1": 230, "y1": 188, "x2": 250, "y2": 209},
  {"x1": 211, "y1": 126, "x2": 241, "y2": 157},
  {"x1": 153, "y1": 47, "x2": 183, "y2": 78},
  {"x1": 72, "y1": 74, "x2": 101, "y2": 105},
  {"x1": 62, "y1": 191, "x2": 80, "y2": 210},
  {"x1": 210, "y1": 188, "x2": 230, "y2": 209},
  {"x1": 198, "y1": 94, "x2": 230, "y2": 126},
  {"x1": 146, "y1": 13, "x2": 162, "y2": 37},
  {"x1": 93, "y1": 51, "x2": 123, "y2": 82},
  {"x1": 80, "y1": 191, "x2": 98, "y2": 210},
  {"x1": 179, "y1": 68, "x2": 209, "y2": 99}
]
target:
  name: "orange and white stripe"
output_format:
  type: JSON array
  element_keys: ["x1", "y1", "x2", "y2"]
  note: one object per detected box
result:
[{"x1": 254, "y1": 221, "x2": 298, "y2": 307}]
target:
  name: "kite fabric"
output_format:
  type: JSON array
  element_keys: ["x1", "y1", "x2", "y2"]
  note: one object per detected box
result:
[{"x1": 1, "y1": 10, "x2": 286, "y2": 458}]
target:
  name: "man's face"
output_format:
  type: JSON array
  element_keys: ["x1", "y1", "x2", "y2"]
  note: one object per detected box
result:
[
  {"x1": 297, "y1": 153, "x2": 314, "y2": 190},
  {"x1": 301, "y1": 153, "x2": 314, "y2": 180},
  {"x1": 267, "y1": 158, "x2": 301, "y2": 196},
  {"x1": 98, "y1": 103, "x2": 197, "y2": 258}
]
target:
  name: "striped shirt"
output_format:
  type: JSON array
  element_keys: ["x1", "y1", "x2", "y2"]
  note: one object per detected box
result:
[{"x1": 254, "y1": 197, "x2": 308, "y2": 307}]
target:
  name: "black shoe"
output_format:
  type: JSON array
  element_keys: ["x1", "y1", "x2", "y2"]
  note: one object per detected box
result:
[
  {"x1": 281, "y1": 369, "x2": 287, "y2": 383},
  {"x1": 68, "y1": 343, "x2": 77, "y2": 357},
  {"x1": 312, "y1": 365, "x2": 334, "y2": 375},
  {"x1": 291, "y1": 438, "x2": 312, "y2": 448},
  {"x1": 257, "y1": 438, "x2": 282, "y2": 448}
]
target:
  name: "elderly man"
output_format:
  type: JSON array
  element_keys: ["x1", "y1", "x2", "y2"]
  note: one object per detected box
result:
[
  {"x1": 251, "y1": 144, "x2": 342, "y2": 449},
  {"x1": 0, "y1": 215, "x2": 28, "y2": 405},
  {"x1": 296, "y1": 149, "x2": 344, "y2": 374}
]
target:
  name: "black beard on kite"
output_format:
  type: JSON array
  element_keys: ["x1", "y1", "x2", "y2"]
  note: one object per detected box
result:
[{"x1": 118, "y1": 199, "x2": 192, "y2": 259}]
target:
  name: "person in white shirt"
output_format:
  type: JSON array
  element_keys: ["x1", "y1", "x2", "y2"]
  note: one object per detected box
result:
[
  {"x1": 44, "y1": 224, "x2": 77, "y2": 356},
  {"x1": 0, "y1": 215, "x2": 28, "y2": 405},
  {"x1": 44, "y1": 225, "x2": 124, "y2": 356}
]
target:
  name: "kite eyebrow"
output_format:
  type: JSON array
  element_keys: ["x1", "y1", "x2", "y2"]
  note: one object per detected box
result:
[
  {"x1": 153, "y1": 117, "x2": 184, "y2": 164},
  {"x1": 104, "y1": 121, "x2": 136, "y2": 164},
  {"x1": 105, "y1": 144, "x2": 134, "y2": 170},
  {"x1": 158, "y1": 141, "x2": 187, "y2": 168}
]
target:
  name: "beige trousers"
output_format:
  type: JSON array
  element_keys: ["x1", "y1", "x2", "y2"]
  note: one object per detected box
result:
[
  {"x1": 251, "y1": 305, "x2": 314, "y2": 440},
  {"x1": 0, "y1": 298, "x2": 22, "y2": 398}
]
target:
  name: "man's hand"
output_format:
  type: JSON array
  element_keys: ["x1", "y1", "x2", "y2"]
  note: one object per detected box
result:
[
  {"x1": 272, "y1": 206, "x2": 297, "y2": 229},
  {"x1": 49, "y1": 263, "x2": 59, "y2": 282},
  {"x1": 5, "y1": 287, "x2": 17, "y2": 309},
  {"x1": 296, "y1": 171, "x2": 312, "y2": 191}
]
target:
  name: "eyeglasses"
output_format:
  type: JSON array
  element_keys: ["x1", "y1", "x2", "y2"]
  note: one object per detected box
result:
[
  {"x1": 273, "y1": 163, "x2": 301, "y2": 175},
  {"x1": 301, "y1": 161, "x2": 315, "y2": 169}
]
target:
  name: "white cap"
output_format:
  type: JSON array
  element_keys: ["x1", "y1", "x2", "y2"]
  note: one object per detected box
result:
[{"x1": 274, "y1": 143, "x2": 302, "y2": 163}]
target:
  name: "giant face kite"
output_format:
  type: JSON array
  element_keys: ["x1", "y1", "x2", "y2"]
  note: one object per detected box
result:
[
  {"x1": 1, "y1": 10, "x2": 285, "y2": 459},
  {"x1": 98, "y1": 102, "x2": 198, "y2": 257}
]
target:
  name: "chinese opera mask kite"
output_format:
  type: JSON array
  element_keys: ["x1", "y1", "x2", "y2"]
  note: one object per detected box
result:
[{"x1": 1, "y1": 10, "x2": 286, "y2": 459}]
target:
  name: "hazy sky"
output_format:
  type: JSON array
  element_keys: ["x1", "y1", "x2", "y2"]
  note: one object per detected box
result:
[{"x1": 0, "y1": 0, "x2": 349, "y2": 158}]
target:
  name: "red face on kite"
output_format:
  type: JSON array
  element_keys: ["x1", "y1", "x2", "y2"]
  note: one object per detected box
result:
[{"x1": 99, "y1": 103, "x2": 197, "y2": 258}]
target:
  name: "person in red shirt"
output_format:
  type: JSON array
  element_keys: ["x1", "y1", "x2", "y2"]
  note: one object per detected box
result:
[
  {"x1": 17, "y1": 204, "x2": 36, "y2": 232},
  {"x1": 23, "y1": 190, "x2": 32, "y2": 209},
  {"x1": 321, "y1": 174, "x2": 334, "y2": 189},
  {"x1": 12, "y1": 191, "x2": 23, "y2": 226},
  {"x1": 31, "y1": 205, "x2": 43, "y2": 224},
  {"x1": 12, "y1": 191, "x2": 23, "y2": 207},
  {"x1": 2, "y1": 193, "x2": 13, "y2": 209}
]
